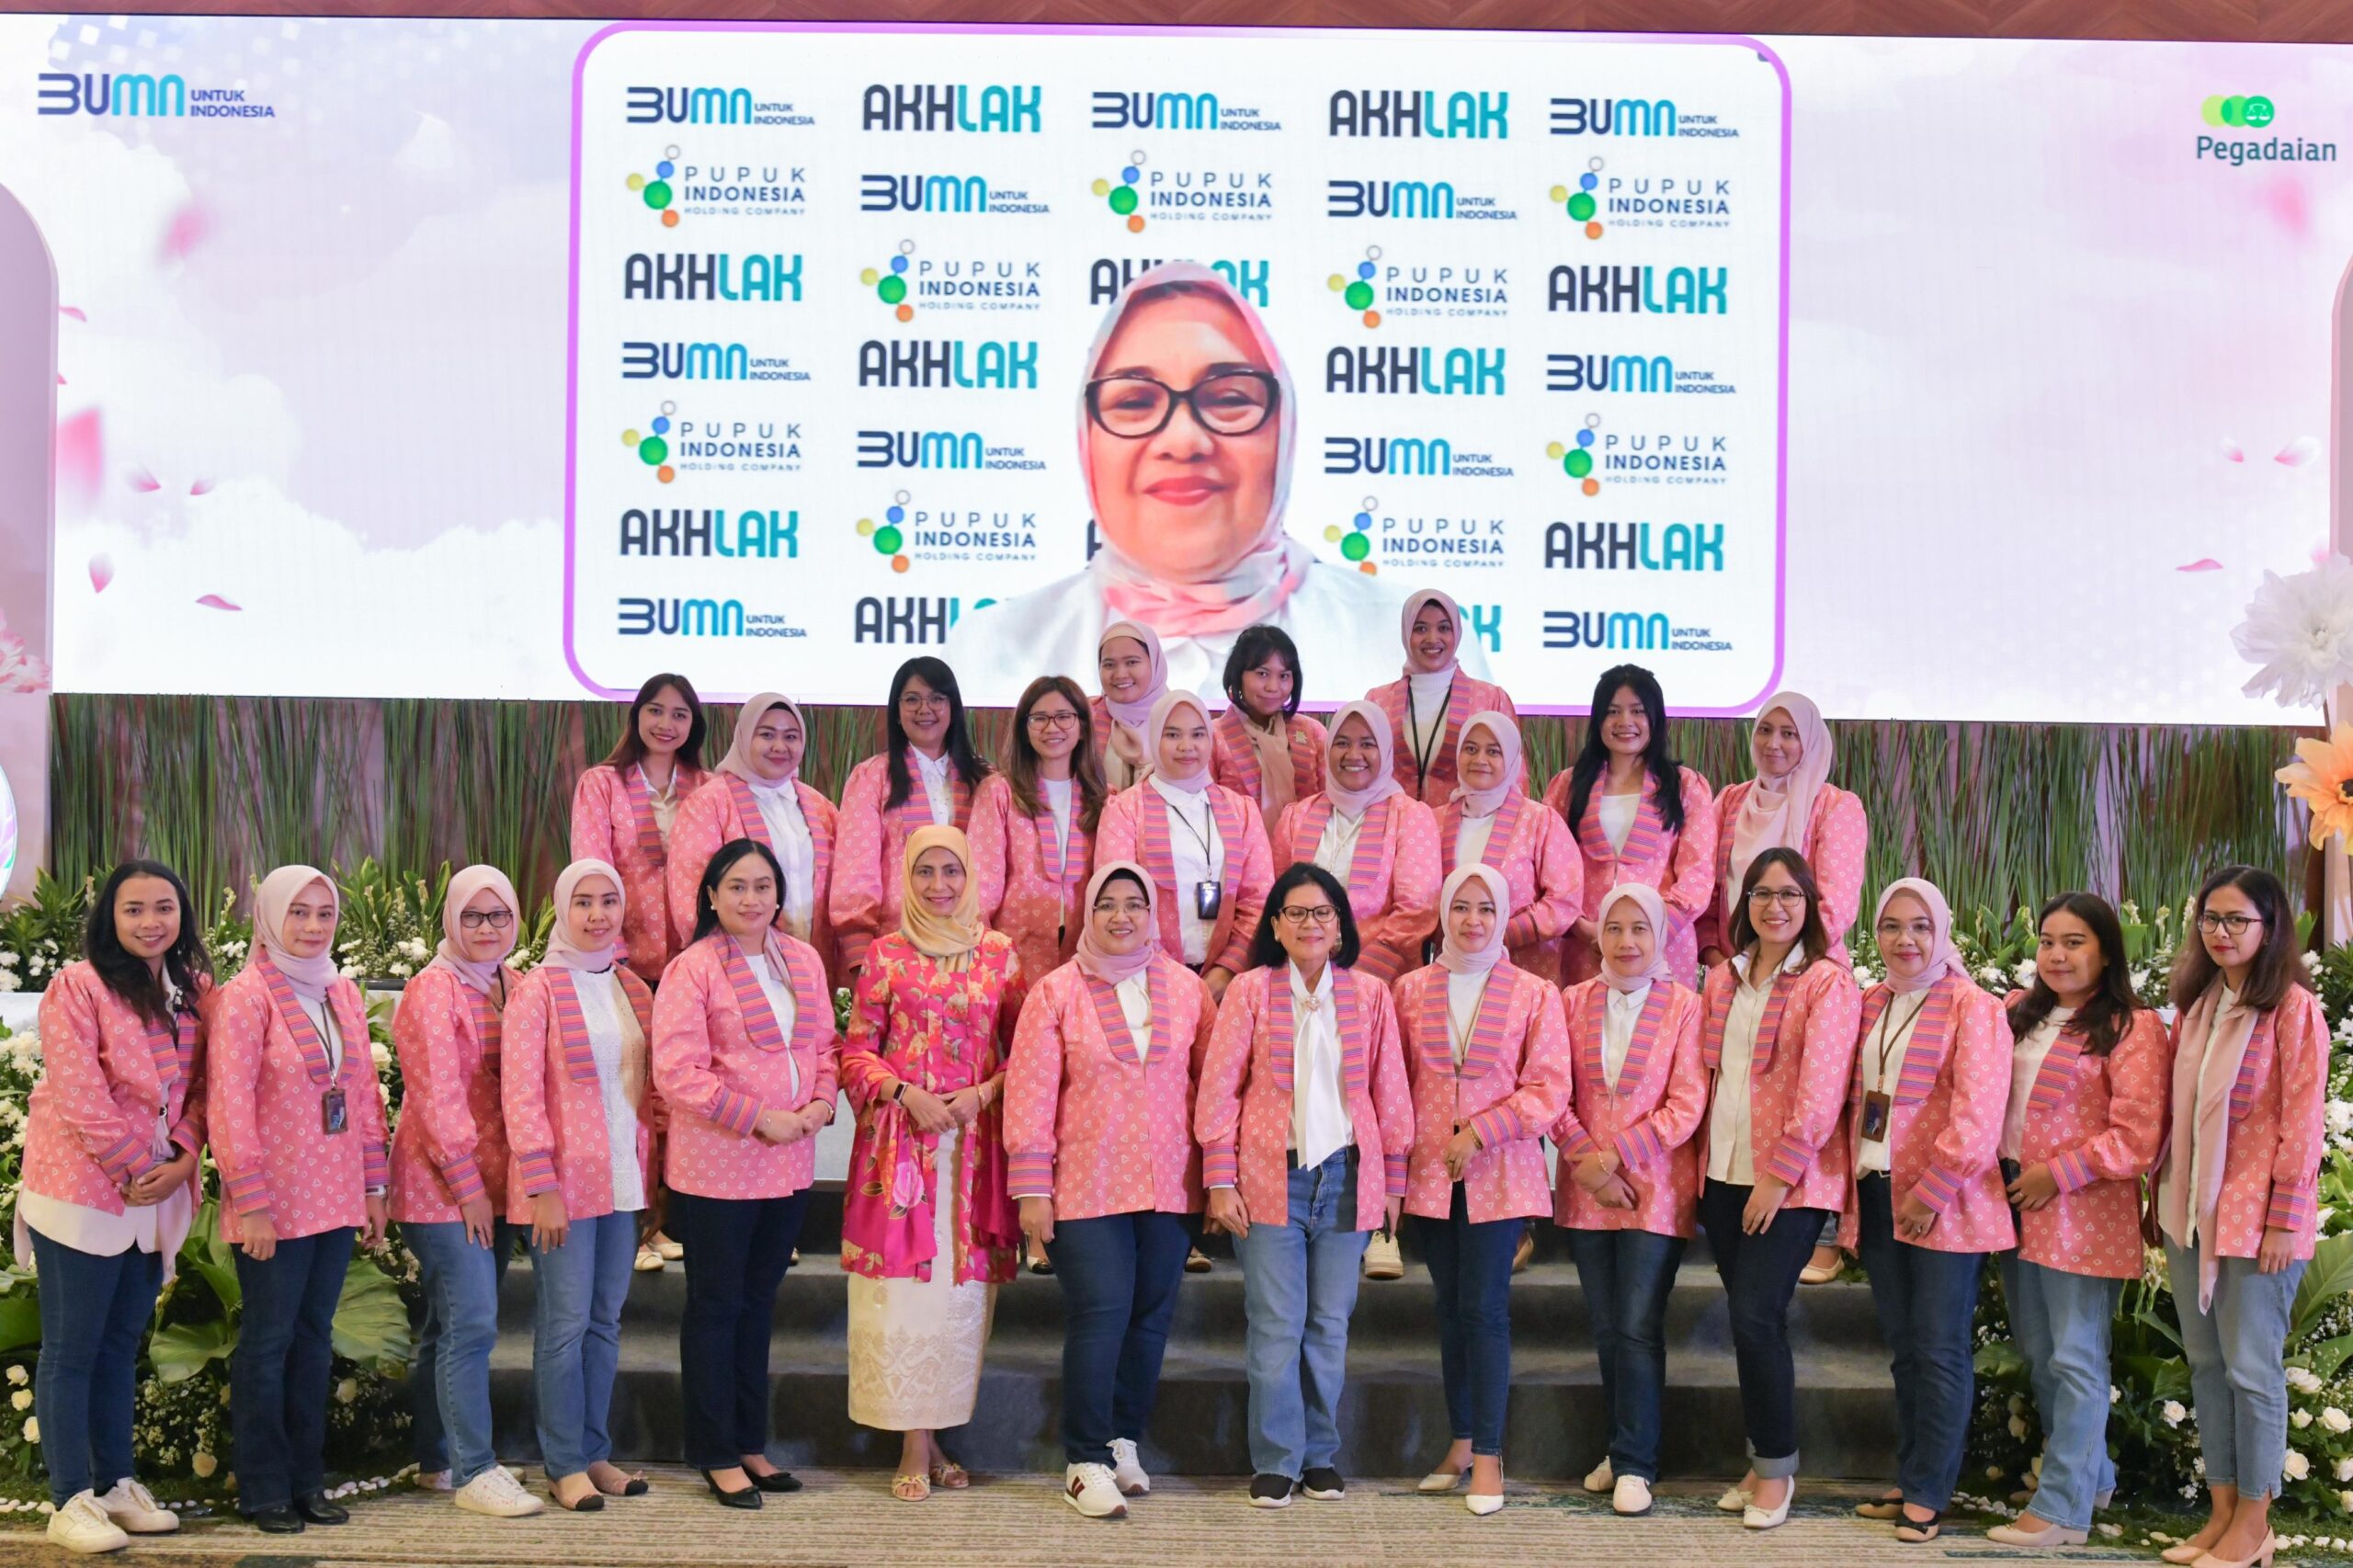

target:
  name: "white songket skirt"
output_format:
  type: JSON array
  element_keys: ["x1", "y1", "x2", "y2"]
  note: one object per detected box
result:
[{"x1": 846, "y1": 1128, "x2": 999, "y2": 1431}]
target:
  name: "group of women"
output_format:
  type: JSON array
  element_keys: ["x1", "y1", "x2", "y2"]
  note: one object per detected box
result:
[{"x1": 14, "y1": 591, "x2": 2322, "y2": 1568}]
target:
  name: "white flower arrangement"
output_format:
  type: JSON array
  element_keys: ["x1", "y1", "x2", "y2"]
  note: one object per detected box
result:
[
  {"x1": 2288, "y1": 1450, "x2": 2313, "y2": 1481},
  {"x1": 2234, "y1": 554, "x2": 2353, "y2": 710},
  {"x1": 2163, "y1": 1400, "x2": 2189, "y2": 1426},
  {"x1": 2295, "y1": 1408, "x2": 2315, "y2": 1428},
  {"x1": 2325, "y1": 1406, "x2": 2353, "y2": 1434}
]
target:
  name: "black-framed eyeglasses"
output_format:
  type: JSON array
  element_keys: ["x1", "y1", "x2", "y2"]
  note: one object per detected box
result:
[
  {"x1": 1277, "y1": 904, "x2": 1339, "y2": 927},
  {"x1": 459, "y1": 909, "x2": 515, "y2": 930},
  {"x1": 1086, "y1": 371, "x2": 1279, "y2": 438},
  {"x1": 1027, "y1": 709, "x2": 1083, "y2": 730},
  {"x1": 2197, "y1": 911, "x2": 2263, "y2": 936}
]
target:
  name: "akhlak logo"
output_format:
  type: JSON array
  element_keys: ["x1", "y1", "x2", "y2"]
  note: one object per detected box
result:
[
  {"x1": 2201, "y1": 94, "x2": 2277, "y2": 127},
  {"x1": 623, "y1": 403, "x2": 678, "y2": 483},
  {"x1": 1549, "y1": 158, "x2": 1606, "y2": 239},
  {"x1": 1546, "y1": 415, "x2": 1602, "y2": 495},
  {"x1": 1322, "y1": 494, "x2": 1380, "y2": 573},
  {"x1": 1327, "y1": 246, "x2": 1384, "y2": 328},
  {"x1": 1092, "y1": 151, "x2": 1149, "y2": 232},
  {"x1": 628, "y1": 145, "x2": 683, "y2": 228},
  {"x1": 860, "y1": 240, "x2": 919, "y2": 322},
  {"x1": 857, "y1": 490, "x2": 916, "y2": 574}
]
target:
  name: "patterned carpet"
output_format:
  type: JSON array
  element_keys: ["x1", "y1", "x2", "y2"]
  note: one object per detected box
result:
[{"x1": 3, "y1": 1471, "x2": 2247, "y2": 1565}]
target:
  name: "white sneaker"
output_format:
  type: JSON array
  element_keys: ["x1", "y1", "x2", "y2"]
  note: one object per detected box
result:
[
  {"x1": 97, "y1": 1478, "x2": 176, "y2": 1534},
  {"x1": 1063, "y1": 1463, "x2": 1128, "y2": 1519},
  {"x1": 454, "y1": 1466, "x2": 546, "y2": 1518},
  {"x1": 1108, "y1": 1437, "x2": 1151, "y2": 1496},
  {"x1": 1583, "y1": 1456, "x2": 1613, "y2": 1493},
  {"x1": 1362, "y1": 1231, "x2": 1404, "y2": 1280},
  {"x1": 1611, "y1": 1475, "x2": 1654, "y2": 1516},
  {"x1": 46, "y1": 1492, "x2": 129, "y2": 1555}
]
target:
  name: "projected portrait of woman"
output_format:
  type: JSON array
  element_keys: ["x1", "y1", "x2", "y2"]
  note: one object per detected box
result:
[{"x1": 948, "y1": 262, "x2": 1424, "y2": 701}]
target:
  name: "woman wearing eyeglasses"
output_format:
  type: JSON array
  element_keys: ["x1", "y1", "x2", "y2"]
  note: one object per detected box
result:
[
  {"x1": 831, "y1": 658, "x2": 994, "y2": 990},
  {"x1": 972, "y1": 676, "x2": 1107, "y2": 990},
  {"x1": 2151, "y1": 866, "x2": 2326, "y2": 1568},
  {"x1": 947, "y1": 262, "x2": 1407, "y2": 702}
]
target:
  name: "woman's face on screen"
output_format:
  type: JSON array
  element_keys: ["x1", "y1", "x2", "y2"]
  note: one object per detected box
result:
[{"x1": 1086, "y1": 292, "x2": 1279, "y2": 584}]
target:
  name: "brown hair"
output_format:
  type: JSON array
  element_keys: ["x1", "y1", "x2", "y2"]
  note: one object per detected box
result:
[
  {"x1": 601, "y1": 673, "x2": 708, "y2": 774},
  {"x1": 2169, "y1": 864, "x2": 2310, "y2": 1013},
  {"x1": 1004, "y1": 675, "x2": 1106, "y2": 836},
  {"x1": 1728, "y1": 846, "x2": 1830, "y2": 970}
]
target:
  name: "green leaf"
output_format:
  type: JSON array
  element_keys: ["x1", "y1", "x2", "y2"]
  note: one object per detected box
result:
[
  {"x1": 1974, "y1": 1337, "x2": 2026, "y2": 1380},
  {"x1": 2117, "y1": 1353, "x2": 2194, "y2": 1401},
  {"x1": 149, "y1": 1318, "x2": 233, "y2": 1384},
  {"x1": 330, "y1": 1256, "x2": 411, "y2": 1369},
  {"x1": 2292, "y1": 1232, "x2": 2353, "y2": 1342},
  {"x1": 0, "y1": 1272, "x2": 40, "y2": 1353},
  {"x1": 176, "y1": 1201, "x2": 242, "y2": 1318},
  {"x1": 2295, "y1": 1332, "x2": 2353, "y2": 1383}
]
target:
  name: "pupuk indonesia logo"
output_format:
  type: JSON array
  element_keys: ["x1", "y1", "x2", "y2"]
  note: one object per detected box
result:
[
  {"x1": 1323, "y1": 494, "x2": 1381, "y2": 573},
  {"x1": 1093, "y1": 152, "x2": 1149, "y2": 232},
  {"x1": 1328, "y1": 247, "x2": 1383, "y2": 328},
  {"x1": 629, "y1": 146, "x2": 683, "y2": 228},
  {"x1": 1546, "y1": 415, "x2": 1603, "y2": 495},
  {"x1": 624, "y1": 403, "x2": 678, "y2": 483},
  {"x1": 858, "y1": 491, "x2": 916, "y2": 573},
  {"x1": 862, "y1": 240, "x2": 919, "y2": 321},
  {"x1": 1550, "y1": 160, "x2": 1606, "y2": 239}
]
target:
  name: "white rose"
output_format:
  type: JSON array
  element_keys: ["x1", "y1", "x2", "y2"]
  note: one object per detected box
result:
[
  {"x1": 2007, "y1": 1415, "x2": 2028, "y2": 1438},
  {"x1": 2295, "y1": 1409, "x2": 2314, "y2": 1428},
  {"x1": 2110, "y1": 1384, "x2": 2122, "y2": 1404},
  {"x1": 2337, "y1": 1456, "x2": 2353, "y2": 1482},
  {"x1": 22, "y1": 1416, "x2": 37, "y2": 1444},
  {"x1": 6, "y1": 1390, "x2": 25, "y2": 1411},
  {"x1": 1977, "y1": 964, "x2": 2004, "y2": 984},
  {"x1": 2097, "y1": 1523, "x2": 2122, "y2": 1539},
  {"x1": 2339, "y1": 1489, "x2": 2353, "y2": 1513},
  {"x1": 191, "y1": 1451, "x2": 217, "y2": 1479},
  {"x1": 2163, "y1": 1400, "x2": 2188, "y2": 1426},
  {"x1": 2014, "y1": 960, "x2": 2039, "y2": 984},
  {"x1": 2329, "y1": 1101, "x2": 2353, "y2": 1137},
  {"x1": 2325, "y1": 1407, "x2": 2351, "y2": 1434},
  {"x1": 335, "y1": 1378, "x2": 358, "y2": 1405},
  {"x1": 3, "y1": 1365, "x2": 21, "y2": 1385},
  {"x1": 2287, "y1": 1451, "x2": 2312, "y2": 1481},
  {"x1": 2290, "y1": 1368, "x2": 2325, "y2": 1394}
]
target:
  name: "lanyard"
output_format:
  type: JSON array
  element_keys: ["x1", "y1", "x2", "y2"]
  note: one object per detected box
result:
[
  {"x1": 1165, "y1": 790, "x2": 1218, "y2": 867},
  {"x1": 1404, "y1": 676, "x2": 1451, "y2": 789},
  {"x1": 1870, "y1": 993, "x2": 1932, "y2": 1090}
]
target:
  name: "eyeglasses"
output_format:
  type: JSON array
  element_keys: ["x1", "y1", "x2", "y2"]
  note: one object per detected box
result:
[
  {"x1": 898, "y1": 692, "x2": 949, "y2": 713},
  {"x1": 1086, "y1": 371, "x2": 1279, "y2": 438},
  {"x1": 1746, "y1": 887, "x2": 1808, "y2": 907},
  {"x1": 1277, "y1": 904, "x2": 1339, "y2": 927},
  {"x1": 2197, "y1": 911, "x2": 2264, "y2": 936},
  {"x1": 459, "y1": 909, "x2": 515, "y2": 930},
  {"x1": 1028, "y1": 710, "x2": 1082, "y2": 730}
]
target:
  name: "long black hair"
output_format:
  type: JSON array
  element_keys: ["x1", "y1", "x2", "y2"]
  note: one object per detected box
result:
[
  {"x1": 883, "y1": 656, "x2": 992, "y2": 811},
  {"x1": 1222, "y1": 624, "x2": 1303, "y2": 721},
  {"x1": 690, "y1": 837, "x2": 790, "y2": 945},
  {"x1": 2007, "y1": 892, "x2": 2136, "y2": 1056},
  {"x1": 1562, "y1": 665, "x2": 1684, "y2": 835},
  {"x1": 87, "y1": 859, "x2": 212, "y2": 1028},
  {"x1": 601, "y1": 672, "x2": 709, "y2": 774},
  {"x1": 1246, "y1": 862, "x2": 1361, "y2": 971},
  {"x1": 2171, "y1": 863, "x2": 2310, "y2": 1012}
]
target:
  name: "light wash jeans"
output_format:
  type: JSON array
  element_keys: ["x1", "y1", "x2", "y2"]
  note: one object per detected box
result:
[
  {"x1": 404, "y1": 1219, "x2": 519, "y2": 1486},
  {"x1": 1997, "y1": 1253, "x2": 2120, "y2": 1529},
  {"x1": 529, "y1": 1209, "x2": 638, "y2": 1479},
  {"x1": 1231, "y1": 1150, "x2": 1368, "y2": 1481},
  {"x1": 2166, "y1": 1241, "x2": 2306, "y2": 1499}
]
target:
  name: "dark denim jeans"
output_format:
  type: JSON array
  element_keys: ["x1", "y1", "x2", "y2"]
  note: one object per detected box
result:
[
  {"x1": 27, "y1": 1223, "x2": 163, "y2": 1506},
  {"x1": 1046, "y1": 1210, "x2": 1195, "y2": 1465},
  {"x1": 231, "y1": 1226, "x2": 355, "y2": 1515},
  {"x1": 1698, "y1": 1179, "x2": 1826, "y2": 1480},
  {"x1": 670, "y1": 1190, "x2": 807, "y2": 1469},
  {"x1": 1563, "y1": 1224, "x2": 1688, "y2": 1481},
  {"x1": 1412, "y1": 1186, "x2": 1518, "y2": 1457},
  {"x1": 1856, "y1": 1174, "x2": 1985, "y2": 1509}
]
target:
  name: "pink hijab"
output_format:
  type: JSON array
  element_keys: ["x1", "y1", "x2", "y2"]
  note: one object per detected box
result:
[
  {"x1": 1595, "y1": 882, "x2": 1677, "y2": 994},
  {"x1": 1727, "y1": 690, "x2": 1835, "y2": 916},
  {"x1": 1437, "y1": 865, "x2": 1511, "y2": 976},
  {"x1": 1097, "y1": 620, "x2": 1169, "y2": 731},
  {"x1": 1875, "y1": 878, "x2": 1960, "y2": 994},
  {"x1": 1324, "y1": 699, "x2": 1406, "y2": 819},
  {"x1": 719, "y1": 692, "x2": 806, "y2": 784},
  {"x1": 1144, "y1": 690, "x2": 1214, "y2": 795},
  {"x1": 1081, "y1": 263, "x2": 1303, "y2": 637},
  {"x1": 427, "y1": 864, "x2": 518, "y2": 995},
  {"x1": 248, "y1": 865, "x2": 342, "y2": 1003},
  {"x1": 1401, "y1": 587, "x2": 1465, "y2": 679},
  {"x1": 1450, "y1": 710, "x2": 1520, "y2": 818},
  {"x1": 540, "y1": 858, "x2": 624, "y2": 973},
  {"x1": 1074, "y1": 861, "x2": 1158, "y2": 986}
]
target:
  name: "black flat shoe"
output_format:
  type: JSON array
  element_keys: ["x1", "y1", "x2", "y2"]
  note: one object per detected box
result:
[
  {"x1": 291, "y1": 1493, "x2": 349, "y2": 1525},
  {"x1": 745, "y1": 1469, "x2": 801, "y2": 1494},
  {"x1": 700, "y1": 1469, "x2": 763, "y2": 1509},
  {"x1": 247, "y1": 1506, "x2": 304, "y2": 1534},
  {"x1": 549, "y1": 1483, "x2": 606, "y2": 1513},
  {"x1": 599, "y1": 1471, "x2": 651, "y2": 1497}
]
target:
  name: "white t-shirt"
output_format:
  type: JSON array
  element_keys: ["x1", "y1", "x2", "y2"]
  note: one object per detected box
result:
[
  {"x1": 1147, "y1": 776, "x2": 1225, "y2": 966},
  {"x1": 1705, "y1": 948, "x2": 1803, "y2": 1185},
  {"x1": 1446, "y1": 969, "x2": 1489, "y2": 1066},
  {"x1": 1604, "y1": 981, "x2": 1653, "y2": 1090},
  {"x1": 1313, "y1": 807, "x2": 1367, "y2": 878},
  {"x1": 2002, "y1": 1005, "x2": 2075, "y2": 1163},
  {"x1": 574, "y1": 969, "x2": 646, "y2": 1212},
  {"x1": 1857, "y1": 990, "x2": 1934, "y2": 1176},
  {"x1": 913, "y1": 749, "x2": 956, "y2": 826},
  {"x1": 1453, "y1": 811, "x2": 1499, "y2": 871},
  {"x1": 1289, "y1": 962, "x2": 1352, "y2": 1170},
  {"x1": 745, "y1": 951, "x2": 802, "y2": 1103},
  {"x1": 1404, "y1": 670, "x2": 1454, "y2": 778},
  {"x1": 1597, "y1": 792, "x2": 1641, "y2": 855},
  {"x1": 1041, "y1": 776, "x2": 1074, "y2": 867}
]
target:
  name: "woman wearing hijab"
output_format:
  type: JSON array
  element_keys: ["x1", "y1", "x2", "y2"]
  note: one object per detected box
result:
[
  {"x1": 1195, "y1": 863, "x2": 1414, "y2": 1509},
  {"x1": 1365, "y1": 588, "x2": 1516, "y2": 805},
  {"x1": 1545, "y1": 665, "x2": 1717, "y2": 986},
  {"x1": 665, "y1": 691, "x2": 835, "y2": 977},
  {"x1": 388, "y1": 866, "x2": 539, "y2": 1517},
  {"x1": 832, "y1": 657, "x2": 993, "y2": 985},
  {"x1": 1093, "y1": 619, "x2": 1169, "y2": 791},
  {"x1": 2151, "y1": 866, "x2": 2326, "y2": 1568},
  {"x1": 1004, "y1": 863, "x2": 1219, "y2": 1518},
  {"x1": 1696, "y1": 691, "x2": 1868, "y2": 967},
  {"x1": 1271, "y1": 701, "x2": 1438, "y2": 987},
  {"x1": 1094, "y1": 689, "x2": 1274, "y2": 1002},
  {"x1": 18, "y1": 862, "x2": 209, "y2": 1554},
  {"x1": 1392, "y1": 865, "x2": 1573, "y2": 1517},
  {"x1": 1553, "y1": 883, "x2": 1709, "y2": 1517},
  {"x1": 948, "y1": 263, "x2": 1408, "y2": 699},
  {"x1": 501, "y1": 859, "x2": 660, "y2": 1513},
  {"x1": 1838, "y1": 879, "x2": 2013, "y2": 1544},
  {"x1": 1694, "y1": 848, "x2": 1860, "y2": 1532},
  {"x1": 972, "y1": 675, "x2": 1106, "y2": 988},
  {"x1": 573, "y1": 673, "x2": 710, "y2": 985},
  {"x1": 1213, "y1": 624, "x2": 1327, "y2": 823},
  {"x1": 206, "y1": 866, "x2": 390, "y2": 1535},
  {"x1": 838, "y1": 826, "x2": 1022, "y2": 1501},
  {"x1": 651, "y1": 838, "x2": 838, "y2": 1509},
  {"x1": 1438, "y1": 711, "x2": 1582, "y2": 979}
]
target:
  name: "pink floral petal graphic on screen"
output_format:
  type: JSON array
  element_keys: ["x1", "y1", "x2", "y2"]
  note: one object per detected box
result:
[
  {"x1": 158, "y1": 204, "x2": 210, "y2": 263},
  {"x1": 195, "y1": 594, "x2": 241, "y2": 611},
  {"x1": 2177, "y1": 559, "x2": 2223, "y2": 573},
  {"x1": 57, "y1": 306, "x2": 85, "y2": 323},
  {"x1": 55, "y1": 410, "x2": 101, "y2": 506},
  {"x1": 126, "y1": 466, "x2": 160, "y2": 493},
  {"x1": 2276, "y1": 437, "x2": 2321, "y2": 468},
  {"x1": 88, "y1": 553, "x2": 113, "y2": 593},
  {"x1": 2221, "y1": 437, "x2": 2245, "y2": 462},
  {"x1": 2258, "y1": 176, "x2": 2311, "y2": 239},
  {"x1": 188, "y1": 478, "x2": 213, "y2": 496}
]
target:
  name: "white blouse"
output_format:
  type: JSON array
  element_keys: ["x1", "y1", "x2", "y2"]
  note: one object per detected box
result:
[
  {"x1": 1403, "y1": 670, "x2": 1453, "y2": 776},
  {"x1": 1705, "y1": 948, "x2": 1802, "y2": 1185},
  {"x1": 574, "y1": 968, "x2": 646, "y2": 1212},
  {"x1": 1856, "y1": 990, "x2": 1932, "y2": 1176},
  {"x1": 1445, "y1": 969, "x2": 1489, "y2": 1066},
  {"x1": 1289, "y1": 962, "x2": 1352, "y2": 1170},
  {"x1": 1147, "y1": 776, "x2": 1225, "y2": 966},
  {"x1": 2002, "y1": 1005, "x2": 2074, "y2": 1163},
  {"x1": 745, "y1": 952, "x2": 802, "y2": 1103},
  {"x1": 648, "y1": 766, "x2": 683, "y2": 840},
  {"x1": 1041, "y1": 776, "x2": 1074, "y2": 866},
  {"x1": 913, "y1": 749, "x2": 956, "y2": 826},
  {"x1": 1597, "y1": 792, "x2": 1640, "y2": 855},
  {"x1": 1603, "y1": 981, "x2": 1653, "y2": 1090},
  {"x1": 1116, "y1": 971, "x2": 1153, "y2": 1065},
  {"x1": 1313, "y1": 807, "x2": 1366, "y2": 879},
  {"x1": 745, "y1": 775, "x2": 816, "y2": 938},
  {"x1": 1453, "y1": 811, "x2": 1499, "y2": 871}
]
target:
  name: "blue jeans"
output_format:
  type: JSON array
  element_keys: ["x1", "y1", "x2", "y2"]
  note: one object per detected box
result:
[
  {"x1": 1997, "y1": 1253, "x2": 2120, "y2": 1529},
  {"x1": 1698, "y1": 1179, "x2": 1824, "y2": 1479},
  {"x1": 27, "y1": 1223, "x2": 163, "y2": 1506},
  {"x1": 1230, "y1": 1151, "x2": 1367, "y2": 1480},
  {"x1": 2166, "y1": 1241, "x2": 2306, "y2": 1499},
  {"x1": 231, "y1": 1226, "x2": 354, "y2": 1514},
  {"x1": 529, "y1": 1209, "x2": 638, "y2": 1479},
  {"x1": 1048, "y1": 1210, "x2": 1194, "y2": 1465},
  {"x1": 1564, "y1": 1224, "x2": 1687, "y2": 1482},
  {"x1": 1412, "y1": 1186, "x2": 1518, "y2": 1457},
  {"x1": 1856, "y1": 1175, "x2": 1984, "y2": 1509},
  {"x1": 404, "y1": 1219, "x2": 518, "y2": 1485},
  {"x1": 670, "y1": 1190, "x2": 806, "y2": 1467}
]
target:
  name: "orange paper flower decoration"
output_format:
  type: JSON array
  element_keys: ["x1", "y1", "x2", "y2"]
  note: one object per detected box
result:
[{"x1": 2277, "y1": 723, "x2": 2353, "y2": 846}]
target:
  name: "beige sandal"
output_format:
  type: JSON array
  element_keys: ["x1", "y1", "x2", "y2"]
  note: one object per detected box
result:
[
  {"x1": 892, "y1": 1472, "x2": 931, "y2": 1502},
  {"x1": 928, "y1": 1461, "x2": 970, "y2": 1491}
]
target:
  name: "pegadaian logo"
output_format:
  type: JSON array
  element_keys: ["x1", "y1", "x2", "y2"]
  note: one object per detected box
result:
[
  {"x1": 2201, "y1": 95, "x2": 2276, "y2": 128},
  {"x1": 2194, "y1": 92, "x2": 2336, "y2": 165}
]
